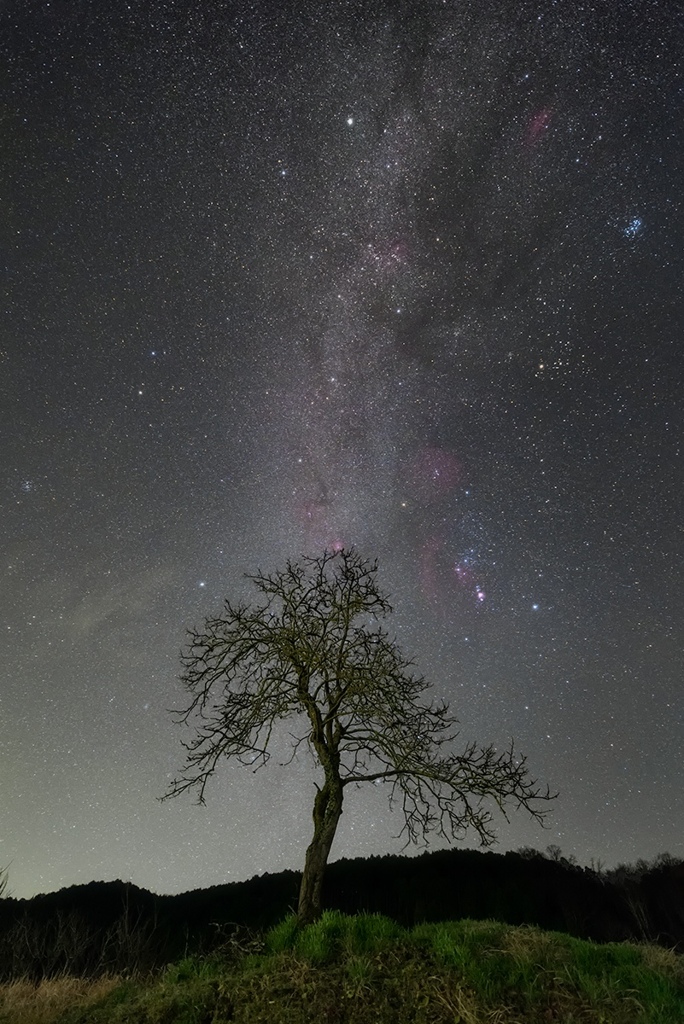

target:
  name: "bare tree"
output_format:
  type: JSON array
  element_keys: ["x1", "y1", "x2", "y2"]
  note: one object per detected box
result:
[{"x1": 163, "y1": 548, "x2": 554, "y2": 924}]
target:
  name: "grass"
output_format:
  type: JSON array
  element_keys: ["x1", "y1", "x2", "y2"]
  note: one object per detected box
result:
[
  {"x1": 0, "y1": 975, "x2": 121, "y2": 1024},
  {"x1": 0, "y1": 911, "x2": 682, "y2": 1023}
]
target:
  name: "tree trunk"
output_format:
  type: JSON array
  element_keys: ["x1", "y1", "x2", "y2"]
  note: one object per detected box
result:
[{"x1": 297, "y1": 777, "x2": 343, "y2": 925}]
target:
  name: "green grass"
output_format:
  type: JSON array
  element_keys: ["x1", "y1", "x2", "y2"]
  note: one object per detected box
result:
[{"x1": 1, "y1": 911, "x2": 683, "y2": 1023}]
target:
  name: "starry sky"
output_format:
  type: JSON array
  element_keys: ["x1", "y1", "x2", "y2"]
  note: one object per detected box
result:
[{"x1": 1, "y1": 0, "x2": 682, "y2": 900}]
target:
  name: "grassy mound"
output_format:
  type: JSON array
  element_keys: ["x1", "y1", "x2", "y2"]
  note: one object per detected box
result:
[{"x1": 1, "y1": 911, "x2": 683, "y2": 1023}]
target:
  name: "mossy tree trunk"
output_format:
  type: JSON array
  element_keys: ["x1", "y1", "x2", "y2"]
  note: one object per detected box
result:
[{"x1": 297, "y1": 775, "x2": 343, "y2": 925}]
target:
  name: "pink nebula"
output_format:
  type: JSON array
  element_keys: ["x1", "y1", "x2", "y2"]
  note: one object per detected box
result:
[{"x1": 525, "y1": 107, "x2": 552, "y2": 147}]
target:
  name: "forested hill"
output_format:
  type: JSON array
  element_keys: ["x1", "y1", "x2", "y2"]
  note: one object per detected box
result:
[{"x1": 1, "y1": 848, "x2": 682, "y2": 979}]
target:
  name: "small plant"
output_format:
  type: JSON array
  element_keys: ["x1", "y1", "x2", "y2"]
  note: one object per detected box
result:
[
  {"x1": 163, "y1": 955, "x2": 206, "y2": 984},
  {"x1": 264, "y1": 913, "x2": 300, "y2": 955},
  {"x1": 294, "y1": 909, "x2": 348, "y2": 963},
  {"x1": 343, "y1": 911, "x2": 402, "y2": 955},
  {"x1": 343, "y1": 954, "x2": 375, "y2": 997}
]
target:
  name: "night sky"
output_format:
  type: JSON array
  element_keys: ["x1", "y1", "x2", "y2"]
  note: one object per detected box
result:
[{"x1": 1, "y1": 0, "x2": 682, "y2": 900}]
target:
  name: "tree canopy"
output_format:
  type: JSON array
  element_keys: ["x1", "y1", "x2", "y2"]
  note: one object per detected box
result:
[{"x1": 163, "y1": 548, "x2": 554, "y2": 923}]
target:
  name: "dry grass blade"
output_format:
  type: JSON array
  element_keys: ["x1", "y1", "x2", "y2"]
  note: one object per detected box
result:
[
  {"x1": 431, "y1": 978, "x2": 514, "y2": 1024},
  {"x1": 0, "y1": 973, "x2": 120, "y2": 1024}
]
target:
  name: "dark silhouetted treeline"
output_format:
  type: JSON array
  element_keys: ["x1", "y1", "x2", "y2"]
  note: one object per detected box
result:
[{"x1": 0, "y1": 847, "x2": 682, "y2": 979}]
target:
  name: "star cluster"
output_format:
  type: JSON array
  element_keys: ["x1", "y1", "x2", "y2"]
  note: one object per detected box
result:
[{"x1": 0, "y1": 0, "x2": 682, "y2": 898}]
